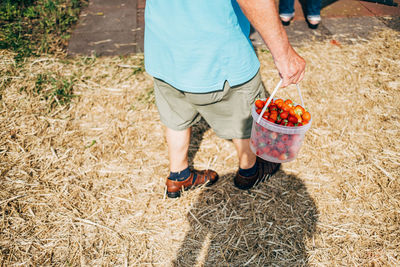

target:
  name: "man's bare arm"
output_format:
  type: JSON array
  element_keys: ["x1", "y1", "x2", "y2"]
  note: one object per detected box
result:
[{"x1": 237, "y1": 0, "x2": 305, "y2": 87}]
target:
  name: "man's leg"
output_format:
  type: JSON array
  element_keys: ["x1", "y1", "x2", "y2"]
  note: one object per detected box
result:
[
  {"x1": 189, "y1": 72, "x2": 279, "y2": 190},
  {"x1": 154, "y1": 78, "x2": 218, "y2": 198},
  {"x1": 232, "y1": 138, "x2": 256, "y2": 169},
  {"x1": 166, "y1": 127, "x2": 191, "y2": 172},
  {"x1": 233, "y1": 138, "x2": 281, "y2": 190},
  {"x1": 165, "y1": 126, "x2": 218, "y2": 198}
]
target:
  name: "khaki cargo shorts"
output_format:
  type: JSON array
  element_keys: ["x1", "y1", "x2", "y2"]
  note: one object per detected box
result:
[{"x1": 153, "y1": 72, "x2": 266, "y2": 139}]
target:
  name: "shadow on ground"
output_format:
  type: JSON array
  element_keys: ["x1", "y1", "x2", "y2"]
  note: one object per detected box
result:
[
  {"x1": 172, "y1": 171, "x2": 318, "y2": 266},
  {"x1": 188, "y1": 118, "x2": 211, "y2": 167}
]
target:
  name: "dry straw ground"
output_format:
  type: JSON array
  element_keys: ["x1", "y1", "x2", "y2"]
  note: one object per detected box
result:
[{"x1": 1, "y1": 29, "x2": 399, "y2": 266}]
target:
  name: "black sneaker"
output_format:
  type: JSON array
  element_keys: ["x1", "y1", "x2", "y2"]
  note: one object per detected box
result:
[{"x1": 234, "y1": 158, "x2": 280, "y2": 190}]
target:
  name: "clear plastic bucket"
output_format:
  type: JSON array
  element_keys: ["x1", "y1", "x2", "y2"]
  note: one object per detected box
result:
[{"x1": 250, "y1": 100, "x2": 312, "y2": 163}]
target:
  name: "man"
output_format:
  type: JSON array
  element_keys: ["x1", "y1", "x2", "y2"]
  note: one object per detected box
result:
[{"x1": 144, "y1": 0, "x2": 305, "y2": 198}]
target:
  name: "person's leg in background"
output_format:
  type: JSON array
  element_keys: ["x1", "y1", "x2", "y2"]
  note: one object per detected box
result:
[
  {"x1": 279, "y1": 0, "x2": 295, "y2": 25},
  {"x1": 306, "y1": 0, "x2": 322, "y2": 28}
]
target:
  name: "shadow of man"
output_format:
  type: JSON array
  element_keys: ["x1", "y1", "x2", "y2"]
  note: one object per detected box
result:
[
  {"x1": 172, "y1": 171, "x2": 318, "y2": 266},
  {"x1": 188, "y1": 117, "x2": 211, "y2": 167}
]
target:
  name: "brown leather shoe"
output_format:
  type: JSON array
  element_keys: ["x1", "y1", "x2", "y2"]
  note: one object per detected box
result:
[
  {"x1": 234, "y1": 158, "x2": 280, "y2": 190},
  {"x1": 166, "y1": 169, "x2": 219, "y2": 198}
]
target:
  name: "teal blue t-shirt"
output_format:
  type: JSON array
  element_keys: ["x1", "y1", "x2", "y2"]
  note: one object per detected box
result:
[{"x1": 144, "y1": 0, "x2": 260, "y2": 93}]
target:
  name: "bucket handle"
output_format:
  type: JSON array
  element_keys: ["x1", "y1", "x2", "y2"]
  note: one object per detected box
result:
[{"x1": 256, "y1": 79, "x2": 305, "y2": 124}]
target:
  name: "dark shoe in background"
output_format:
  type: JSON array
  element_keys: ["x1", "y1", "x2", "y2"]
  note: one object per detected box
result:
[
  {"x1": 306, "y1": 15, "x2": 321, "y2": 29},
  {"x1": 280, "y1": 13, "x2": 294, "y2": 26}
]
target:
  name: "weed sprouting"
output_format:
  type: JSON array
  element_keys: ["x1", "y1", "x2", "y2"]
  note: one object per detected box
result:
[
  {"x1": 137, "y1": 87, "x2": 155, "y2": 105},
  {"x1": 33, "y1": 72, "x2": 76, "y2": 108}
]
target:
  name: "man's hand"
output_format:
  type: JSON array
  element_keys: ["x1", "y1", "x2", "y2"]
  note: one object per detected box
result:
[
  {"x1": 237, "y1": 0, "x2": 306, "y2": 87},
  {"x1": 274, "y1": 47, "x2": 305, "y2": 87}
]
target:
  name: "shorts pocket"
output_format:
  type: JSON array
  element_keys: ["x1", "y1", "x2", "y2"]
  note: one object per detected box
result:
[{"x1": 234, "y1": 71, "x2": 265, "y2": 108}]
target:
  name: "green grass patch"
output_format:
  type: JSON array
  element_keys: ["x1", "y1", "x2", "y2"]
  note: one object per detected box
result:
[{"x1": 0, "y1": 0, "x2": 87, "y2": 61}]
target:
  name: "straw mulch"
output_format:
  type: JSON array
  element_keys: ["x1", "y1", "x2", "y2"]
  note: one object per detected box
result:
[{"x1": 1, "y1": 29, "x2": 399, "y2": 266}]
